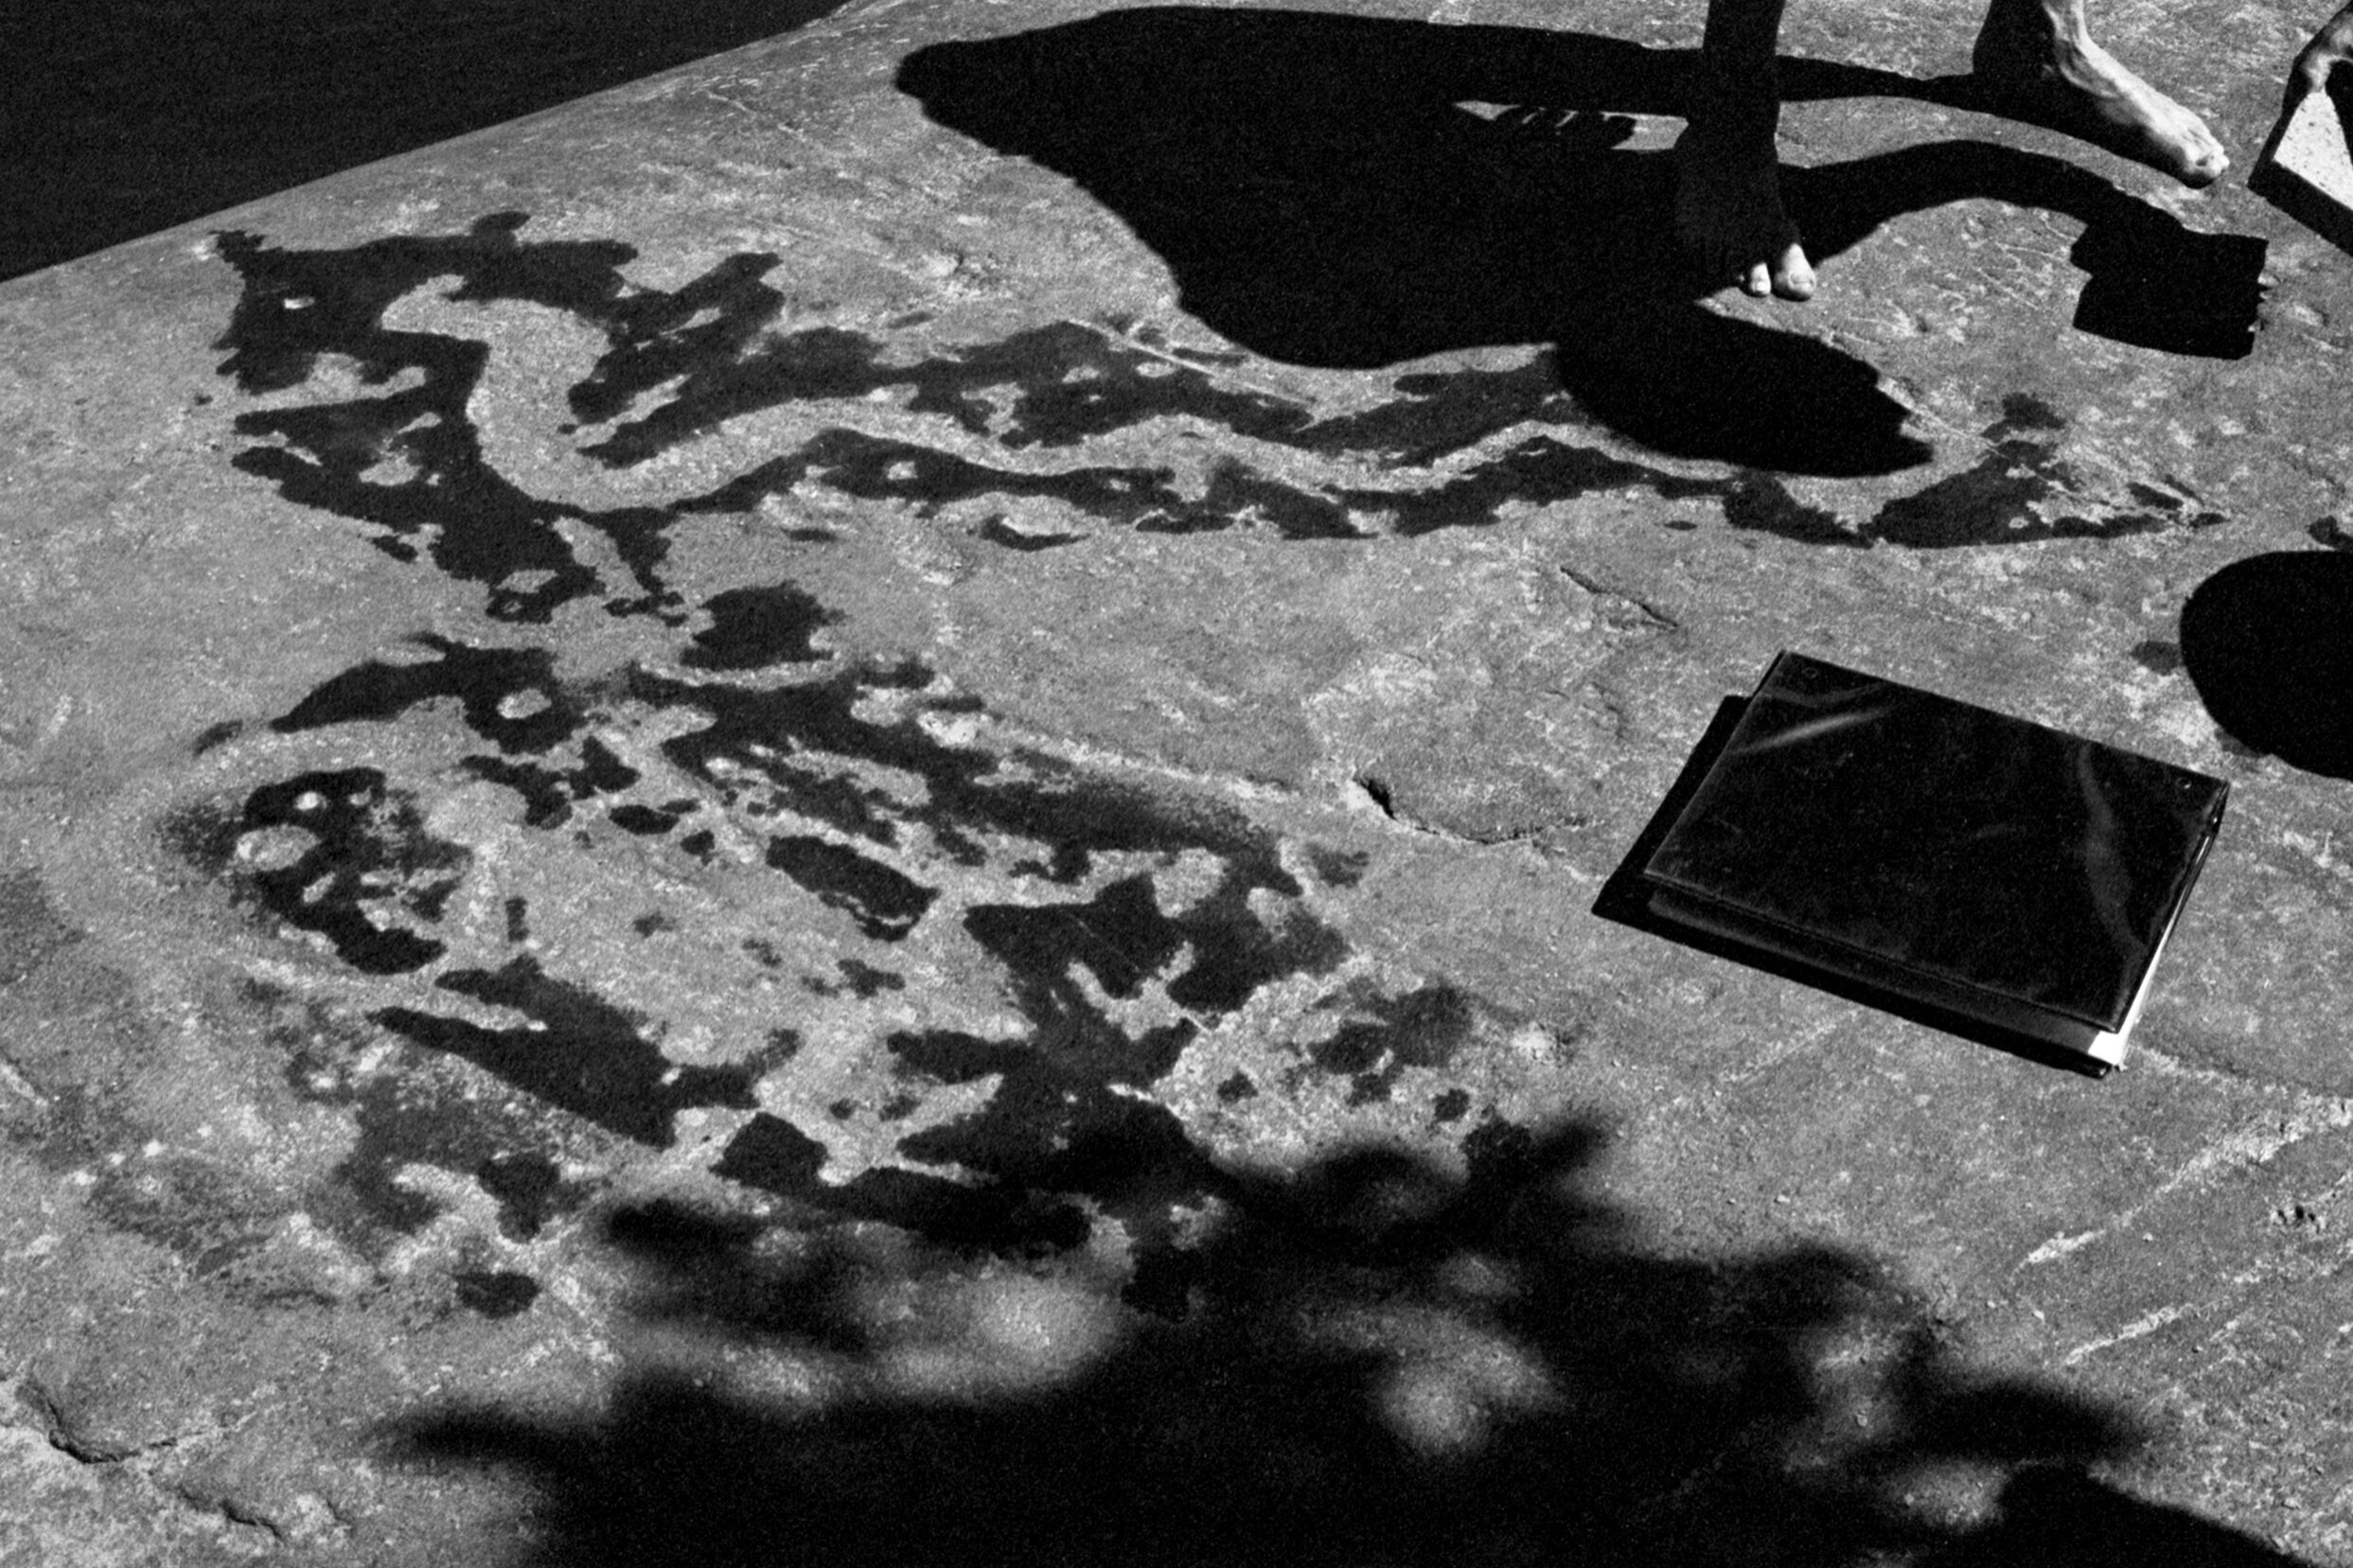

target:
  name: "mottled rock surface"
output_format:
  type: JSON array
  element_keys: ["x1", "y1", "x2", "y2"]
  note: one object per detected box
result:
[{"x1": 5, "y1": 0, "x2": 2353, "y2": 1561}]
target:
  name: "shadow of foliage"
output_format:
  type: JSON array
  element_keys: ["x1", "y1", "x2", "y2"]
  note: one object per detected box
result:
[
  {"x1": 897, "y1": 7, "x2": 2263, "y2": 476},
  {"x1": 395, "y1": 1120, "x2": 2303, "y2": 1566},
  {"x1": 2180, "y1": 550, "x2": 2353, "y2": 780}
]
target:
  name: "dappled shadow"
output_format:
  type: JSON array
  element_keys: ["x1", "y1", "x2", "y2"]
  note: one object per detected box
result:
[
  {"x1": 897, "y1": 7, "x2": 2263, "y2": 475},
  {"x1": 2180, "y1": 549, "x2": 2353, "y2": 780},
  {"x1": 4, "y1": 0, "x2": 851, "y2": 280},
  {"x1": 396, "y1": 1123, "x2": 2303, "y2": 1567}
]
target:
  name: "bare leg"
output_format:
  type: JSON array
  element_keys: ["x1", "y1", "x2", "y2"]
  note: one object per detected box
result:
[
  {"x1": 1971, "y1": 0, "x2": 2227, "y2": 185},
  {"x1": 1673, "y1": 0, "x2": 1815, "y2": 300}
]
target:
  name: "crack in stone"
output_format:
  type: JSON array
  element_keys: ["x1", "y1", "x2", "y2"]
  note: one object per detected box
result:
[
  {"x1": 1558, "y1": 565, "x2": 1679, "y2": 633},
  {"x1": 1351, "y1": 771, "x2": 1567, "y2": 848}
]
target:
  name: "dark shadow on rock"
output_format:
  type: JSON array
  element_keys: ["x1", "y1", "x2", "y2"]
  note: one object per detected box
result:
[
  {"x1": 393, "y1": 1122, "x2": 2309, "y2": 1567},
  {"x1": 2180, "y1": 552, "x2": 2353, "y2": 780},
  {"x1": 1926, "y1": 1466, "x2": 2310, "y2": 1567},
  {"x1": 4, "y1": 0, "x2": 853, "y2": 281},
  {"x1": 897, "y1": 7, "x2": 2261, "y2": 476},
  {"x1": 2071, "y1": 219, "x2": 2268, "y2": 360}
]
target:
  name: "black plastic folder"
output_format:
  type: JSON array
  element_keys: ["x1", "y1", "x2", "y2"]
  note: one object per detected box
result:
[{"x1": 1602, "y1": 653, "x2": 2229, "y2": 1070}]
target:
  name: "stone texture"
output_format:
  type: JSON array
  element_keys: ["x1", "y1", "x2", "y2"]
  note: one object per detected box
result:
[{"x1": 6, "y1": 0, "x2": 2353, "y2": 1560}]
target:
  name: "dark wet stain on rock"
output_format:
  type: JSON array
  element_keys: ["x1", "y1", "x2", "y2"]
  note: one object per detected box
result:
[
  {"x1": 610, "y1": 803, "x2": 682, "y2": 836},
  {"x1": 273, "y1": 636, "x2": 583, "y2": 753},
  {"x1": 1333, "y1": 435, "x2": 1705, "y2": 537},
  {"x1": 1866, "y1": 396, "x2": 2225, "y2": 549},
  {"x1": 719, "y1": 962, "x2": 1508, "y2": 1265},
  {"x1": 629, "y1": 665, "x2": 967, "y2": 854},
  {"x1": 975, "y1": 517, "x2": 1086, "y2": 552},
  {"x1": 673, "y1": 417, "x2": 1884, "y2": 550},
  {"x1": 375, "y1": 957, "x2": 760, "y2": 1147},
  {"x1": 267, "y1": 641, "x2": 643, "y2": 829},
  {"x1": 475, "y1": 1152, "x2": 565, "y2": 1241},
  {"x1": 275, "y1": 1001, "x2": 591, "y2": 1242},
  {"x1": 89, "y1": 1154, "x2": 279, "y2": 1286},
  {"x1": 715, "y1": 1108, "x2": 1094, "y2": 1255},
  {"x1": 213, "y1": 218, "x2": 681, "y2": 623},
  {"x1": 203, "y1": 228, "x2": 1599, "y2": 1278},
  {"x1": 2129, "y1": 639, "x2": 2184, "y2": 676},
  {"x1": 2309, "y1": 517, "x2": 2353, "y2": 552},
  {"x1": 191, "y1": 720, "x2": 244, "y2": 756},
  {"x1": 681, "y1": 426, "x2": 1231, "y2": 537},
  {"x1": 967, "y1": 871, "x2": 1180, "y2": 999},
  {"x1": 631, "y1": 911, "x2": 678, "y2": 936},
  {"x1": 1995, "y1": 394, "x2": 2067, "y2": 433},
  {"x1": 208, "y1": 613, "x2": 1416, "y2": 1277},
  {"x1": 977, "y1": 872, "x2": 1344, "y2": 1029},
  {"x1": 576, "y1": 317, "x2": 1322, "y2": 464},
  {"x1": 455, "y1": 758, "x2": 570, "y2": 828},
  {"x1": 212, "y1": 216, "x2": 1987, "y2": 596},
  {"x1": 1722, "y1": 474, "x2": 1858, "y2": 548},
  {"x1": 452, "y1": 1269, "x2": 541, "y2": 1318},
  {"x1": 684, "y1": 584, "x2": 838, "y2": 670},
  {"x1": 1131, "y1": 459, "x2": 1359, "y2": 540},
  {"x1": 1431, "y1": 1086, "x2": 1473, "y2": 1122},
  {"x1": 230, "y1": 769, "x2": 467, "y2": 976},
  {"x1": 1305, "y1": 980, "x2": 1477, "y2": 1105},
  {"x1": 0, "y1": 871, "x2": 81, "y2": 989},
  {"x1": 461, "y1": 736, "x2": 646, "y2": 831},
  {"x1": 1306, "y1": 846, "x2": 1371, "y2": 888},
  {"x1": 889, "y1": 1029, "x2": 1223, "y2": 1245},
  {"x1": 237, "y1": 621, "x2": 1405, "y2": 1269},
  {"x1": 818, "y1": 959, "x2": 904, "y2": 998},
  {"x1": 582, "y1": 306, "x2": 1636, "y2": 473},
  {"x1": 622, "y1": 657, "x2": 1325, "y2": 949},
  {"x1": 765, "y1": 834, "x2": 937, "y2": 942},
  {"x1": 576, "y1": 738, "x2": 641, "y2": 791}
]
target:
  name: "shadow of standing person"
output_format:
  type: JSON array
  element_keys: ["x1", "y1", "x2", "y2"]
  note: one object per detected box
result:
[{"x1": 897, "y1": 7, "x2": 2263, "y2": 478}]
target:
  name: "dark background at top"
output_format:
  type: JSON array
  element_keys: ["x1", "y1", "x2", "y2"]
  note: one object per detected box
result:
[{"x1": 1, "y1": 0, "x2": 852, "y2": 282}]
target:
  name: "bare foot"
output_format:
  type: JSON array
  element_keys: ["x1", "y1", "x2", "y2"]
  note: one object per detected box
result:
[
  {"x1": 1672, "y1": 107, "x2": 1817, "y2": 300},
  {"x1": 1971, "y1": 0, "x2": 2228, "y2": 185}
]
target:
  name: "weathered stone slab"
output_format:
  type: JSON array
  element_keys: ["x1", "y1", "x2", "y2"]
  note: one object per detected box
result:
[{"x1": 8, "y1": 0, "x2": 2353, "y2": 1559}]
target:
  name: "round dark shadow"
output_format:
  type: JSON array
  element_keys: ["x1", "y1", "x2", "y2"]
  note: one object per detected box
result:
[{"x1": 2179, "y1": 551, "x2": 2353, "y2": 780}]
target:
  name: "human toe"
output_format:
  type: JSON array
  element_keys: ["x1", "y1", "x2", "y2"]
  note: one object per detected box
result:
[{"x1": 1771, "y1": 241, "x2": 1816, "y2": 301}]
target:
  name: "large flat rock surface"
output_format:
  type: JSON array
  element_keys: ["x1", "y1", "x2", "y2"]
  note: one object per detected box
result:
[{"x1": 7, "y1": 0, "x2": 2353, "y2": 1559}]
